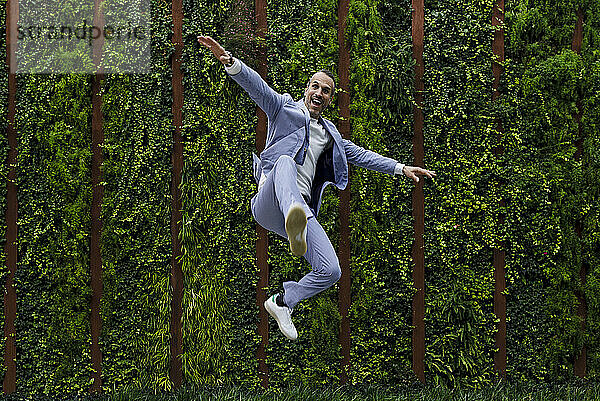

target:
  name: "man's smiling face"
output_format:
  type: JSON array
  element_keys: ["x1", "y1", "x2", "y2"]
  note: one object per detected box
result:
[{"x1": 304, "y1": 72, "x2": 335, "y2": 119}]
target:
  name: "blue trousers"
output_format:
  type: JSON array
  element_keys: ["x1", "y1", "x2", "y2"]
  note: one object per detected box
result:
[{"x1": 251, "y1": 155, "x2": 342, "y2": 310}]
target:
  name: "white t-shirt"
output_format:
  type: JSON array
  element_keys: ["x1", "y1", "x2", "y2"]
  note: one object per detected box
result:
[{"x1": 296, "y1": 117, "x2": 332, "y2": 201}]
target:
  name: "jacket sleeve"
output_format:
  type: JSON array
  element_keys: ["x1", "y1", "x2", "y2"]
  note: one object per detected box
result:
[
  {"x1": 226, "y1": 58, "x2": 286, "y2": 121},
  {"x1": 342, "y1": 138, "x2": 399, "y2": 175}
]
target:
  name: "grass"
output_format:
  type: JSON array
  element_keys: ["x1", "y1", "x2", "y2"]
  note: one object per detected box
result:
[{"x1": 3, "y1": 382, "x2": 600, "y2": 401}]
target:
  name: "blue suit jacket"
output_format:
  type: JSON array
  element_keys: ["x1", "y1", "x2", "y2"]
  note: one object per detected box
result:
[{"x1": 228, "y1": 60, "x2": 399, "y2": 216}]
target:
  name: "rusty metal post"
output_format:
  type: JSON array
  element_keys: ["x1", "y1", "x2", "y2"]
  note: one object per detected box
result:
[
  {"x1": 411, "y1": 0, "x2": 426, "y2": 384},
  {"x1": 492, "y1": 0, "x2": 506, "y2": 379},
  {"x1": 337, "y1": 0, "x2": 351, "y2": 385},
  {"x1": 3, "y1": 0, "x2": 18, "y2": 392},
  {"x1": 254, "y1": 0, "x2": 269, "y2": 389},
  {"x1": 170, "y1": 0, "x2": 184, "y2": 388}
]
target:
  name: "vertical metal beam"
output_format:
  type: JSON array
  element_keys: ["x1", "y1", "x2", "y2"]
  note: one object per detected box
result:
[
  {"x1": 492, "y1": 0, "x2": 506, "y2": 379},
  {"x1": 90, "y1": 0, "x2": 105, "y2": 392},
  {"x1": 170, "y1": 0, "x2": 184, "y2": 388},
  {"x1": 411, "y1": 0, "x2": 425, "y2": 384},
  {"x1": 572, "y1": 7, "x2": 586, "y2": 379},
  {"x1": 3, "y1": 0, "x2": 18, "y2": 393},
  {"x1": 337, "y1": 0, "x2": 351, "y2": 385},
  {"x1": 255, "y1": 226, "x2": 269, "y2": 391},
  {"x1": 571, "y1": 8, "x2": 584, "y2": 56},
  {"x1": 254, "y1": 0, "x2": 269, "y2": 389}
]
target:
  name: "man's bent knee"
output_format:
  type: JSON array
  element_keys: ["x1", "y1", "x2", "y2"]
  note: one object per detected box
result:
[
  {"x1": 331, "y1": 264, "x2": 342, "y2": 283},
  {"x1": 320, "y1": 261, "x2": 341, "y2": 285}
]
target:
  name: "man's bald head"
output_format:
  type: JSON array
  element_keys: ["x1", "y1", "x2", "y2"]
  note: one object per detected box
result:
[{"x1": 304, "y1": 71, "x2": 336, "y2": 119}]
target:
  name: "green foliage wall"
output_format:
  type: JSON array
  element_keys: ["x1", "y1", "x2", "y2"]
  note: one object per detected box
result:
[
  {"x1": 502, "y1": 0, "x2": 600, "y2": 382},
  {"x1": 9, "y1": 0, "x2": 175, "y2": 394},
  {"x1": 576, "y1": 6, "x2": 600, "y2": 380},
  {"x1": 181, "y1": 0, "x2": 260, "y2": 388},
  {"x1": 1, "y1": 0, "x2": 599, "y2": 395},
  {"x1": 15, "y1": 74, "x2": 92, "y2": 394},
  {"x1": 346, "y1": 0, "x2": 414, "y2": 386},
  {"x1": 422, "y1": 0, "x2": 498, "y2": 387},
  {"x1": 100, "y1": 75, "x2": 173, "y2": 389},
  {"x1": 99, "y1": 0, "x2": 176, "y2": 392}
]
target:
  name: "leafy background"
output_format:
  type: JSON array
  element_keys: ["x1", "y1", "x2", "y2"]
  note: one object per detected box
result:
[{"x1": 0, "y1": 0, "x2": 599, "y2": 395}]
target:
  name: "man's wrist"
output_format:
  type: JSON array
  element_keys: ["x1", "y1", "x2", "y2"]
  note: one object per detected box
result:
[
  {"x1": 223, "y1": 51, "x2": 234, "y2": 67},
  {"x1": 224, "y1": 57, "x2": 241, "y2": 75},
  {"x1": 394, "y1": 163, "x2": 406, "y2": 176}
]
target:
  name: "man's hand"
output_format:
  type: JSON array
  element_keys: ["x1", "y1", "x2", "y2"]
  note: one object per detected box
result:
[
  {"x1": 197, "y1": 36, "x2": 231, "y2": 65},
  {"x1": 402, "y1": 165, "x2": 436, "y2": 183}
]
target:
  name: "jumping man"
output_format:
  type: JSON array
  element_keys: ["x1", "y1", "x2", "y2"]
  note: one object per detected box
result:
[{"x1": 198, "y1": 35, "x2": 436, "y2": 340}]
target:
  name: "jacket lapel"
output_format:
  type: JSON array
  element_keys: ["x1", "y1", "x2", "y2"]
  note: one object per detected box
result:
[
  {"x1": 296, "y1": 99, "x2": 310, "y2": 135},
  {"x1": 295, "y1": 99, "x2": 311, "y2": 165}
]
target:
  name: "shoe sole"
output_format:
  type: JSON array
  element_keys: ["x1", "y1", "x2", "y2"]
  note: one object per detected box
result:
[
  {"x1": 285, "y1": 205, "x2": 307, "y2": 257},
  {"x1": 264, "y1": 298, "x2": 297, "y2": 341}
]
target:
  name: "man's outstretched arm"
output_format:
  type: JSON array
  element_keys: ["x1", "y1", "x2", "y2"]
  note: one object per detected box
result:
[
  {"x1": 342, "y1": 139, "x2": 435, "y2": 184},
  {"x1": 198, "y1": 35, "x2": 285, "y2": 120}
]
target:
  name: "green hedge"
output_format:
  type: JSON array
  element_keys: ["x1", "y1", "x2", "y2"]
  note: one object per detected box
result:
[
  {"x1": 99, "y1": 0, "x2": 174, "y2": 391},
  {"x1": 346, "y1": 0, "x2": 414, "y2": 386},
  {"x1": 15, "y1": 73, "x2": 92, "y2": 394},
  {"x1": 181, "y1": 0, "x2": 261, "y2": 388},
  {"x1": 1, "y1": 0, "x2": 599, "y2": 395},
  {"x1": 422, "y1": 0, "x2": 498, "y2": 387},
  {"x1": 502, "y1": 0, "x2": 600, "y2": 382},
  {"x1": 100, "y1": 75, "x2": 173, "y2": 390}
]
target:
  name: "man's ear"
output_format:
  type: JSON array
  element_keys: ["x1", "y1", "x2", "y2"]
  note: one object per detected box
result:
[{"x1": 324, "y1": 91, "x2": 333, "y2": 107}]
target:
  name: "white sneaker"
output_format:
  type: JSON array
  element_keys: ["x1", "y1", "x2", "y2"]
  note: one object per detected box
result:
[
  {"x1": 285, "y1": 203, "x2": 307, "y2": 256},
  {"x1": 264, "y1": 294, "x2": 298, "y2": 341}
]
